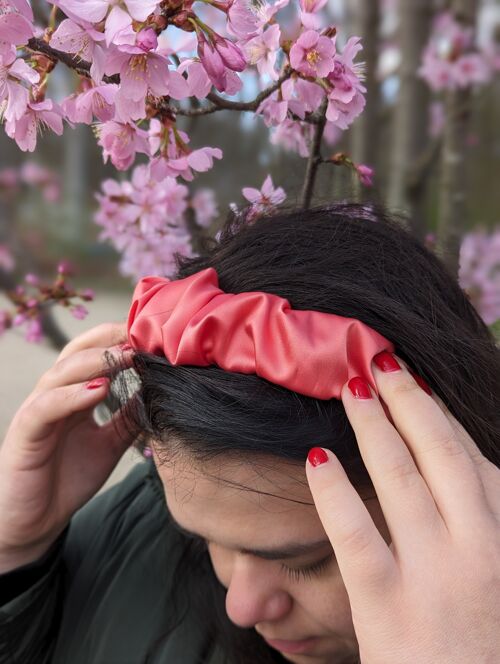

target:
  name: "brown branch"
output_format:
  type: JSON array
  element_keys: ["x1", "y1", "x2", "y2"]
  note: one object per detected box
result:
[
  {"x1": 300, "y1": 97, "x2": 328, "y2": 209},
  {"x1": 25, "y1": 41, "x2": 324, "y2": 125},
  {"x1": 27, "y1": 37, "x2": 120, "y2": 83}
]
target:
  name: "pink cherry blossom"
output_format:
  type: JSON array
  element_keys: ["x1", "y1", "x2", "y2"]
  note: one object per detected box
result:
[
  {"x1": 459, "y1": 227, "x2": 500, "y2": 325},
  {"x1": 94, "y1": 164, "x2": 195, "y2": 280},
  {"x1": 299, "y1": 0, "x2": 328, "y2": 29},
  {"x1": 97, "y1": 120, "x2": 149, "y2": 171},
  {"x1": 419, "y1": 12, "x2": 492, "y2": 91},
  {"x1": 287, "y1": 78, "x2": 325, "y2": 119},
  {"x1": 213, "y1": 33, "x2": 247, "y2": 71},
  {"x1": 197, "y1": 31, "x2": 245, "y2": 93},
  {"x1": 453, "y1": 53, "x2": 491, "y2": 88},
  {"x1": 242, "y1": 174, "x2": 286, "y2": 208},
  {"x1": 270, "y1": 118, "x2": 314, "y2": 157},
  {"x1": 50, "y1": 18, "x2": 104, "y2": 61},
  {"x1": 355, "y1": 164, "x2": 374, "y2": 187},
  {"x1": 192, "y1": 188, "x2": 218, "y2": 228},
  {"x1": 290, "y1": 29, "x2": 336, "y2": 78},
  {"x1": 70, "y1": 304, "x2": 88, "y2": 320},
  {"x1": 4, "y1": 99, "x2": 64, "y2": 152},
  {"x1": 25, "y1": 317, "x2": 43, "y2": 343},
  {"x1": 55, "y1": 0, "x2": 160, "y2": 27},
  {"x1": 225, "y1": 0, "x2": 289, "y2": 39},
  {"x1": 62, "y1": 83, "x2": 117, "y2": 123},
  {"x1": 177, "y1": 59, "x2": 213, "y2": 99},
  {"x1": 104, "y1": 46, "x2": 188, "y2": 122},
  {"x1": 49, "y1": 20, "x2": 107, "y2": 81},
  {"x1": 326, "y1": 36, "x2": 366, "y2": 130},
  {"x1": 135, "y1": 28, "x2": 158, "y2": 52},
  {"x1": 20, "y1": 161, "x2": 61, "y2": 201},
  {"x1": 0, "y1": 0, "x2": 34, "y2": 50},
  {"x1": 257, "y1": 93, "x2": 288, "y2": 127},
  {"x1": 244, "y1": 23, "x2": 281, "y2": 80},
  {"x1": 0, "y1": 48, "x2": 40, "y2": 122}
]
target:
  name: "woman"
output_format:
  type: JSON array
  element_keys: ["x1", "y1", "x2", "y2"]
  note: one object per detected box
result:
[{"x1": 0, "y1": 203, "x2": 499, "y2": 664}]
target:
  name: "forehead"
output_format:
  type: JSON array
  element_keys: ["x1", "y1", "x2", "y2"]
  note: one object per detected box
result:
[{"x1": 152, "y1": 446, "x2": 325, "y2": 544}]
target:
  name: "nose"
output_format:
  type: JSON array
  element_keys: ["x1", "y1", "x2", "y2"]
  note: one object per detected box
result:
[{"x1": 225, "y1": 555, "x2": 293, "y2": 628}]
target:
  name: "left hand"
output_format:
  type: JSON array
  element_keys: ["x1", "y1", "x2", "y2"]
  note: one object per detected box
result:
[{"x1": 305, "y1": 351, "x2": 500, "y2": 664}]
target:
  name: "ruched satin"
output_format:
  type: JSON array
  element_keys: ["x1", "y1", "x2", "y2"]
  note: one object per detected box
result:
[{"x1": 127, "y1": 267, "x2": 395, "y2": 399}]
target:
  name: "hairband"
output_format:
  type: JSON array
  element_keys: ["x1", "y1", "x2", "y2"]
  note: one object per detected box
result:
[{"x1": 126, "y1": 267, "x2": 394, "y2": 399}]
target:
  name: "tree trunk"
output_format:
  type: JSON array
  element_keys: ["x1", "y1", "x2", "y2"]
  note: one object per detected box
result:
[
  {"x1": 436, "y1": 0, "x2": 480, "y2": 276},
  {"x1": 387, "y1": 0, "x2": 433, "y2": 239},
  {"x1": 351, "y1": 0, "x2": 380, "y2": 201}
]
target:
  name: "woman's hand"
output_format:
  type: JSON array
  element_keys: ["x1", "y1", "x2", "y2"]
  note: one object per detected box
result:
[
  {"x1": 0, "y1": 322, "x2": 138, "y2": 569},
  {"x1": 305, "y1": 351, "x2": 500, "y2": 664}
]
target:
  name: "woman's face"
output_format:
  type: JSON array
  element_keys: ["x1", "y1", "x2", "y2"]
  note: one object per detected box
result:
[{"x1": 154, "y1": 448, "x2": 391, "y2": 664}]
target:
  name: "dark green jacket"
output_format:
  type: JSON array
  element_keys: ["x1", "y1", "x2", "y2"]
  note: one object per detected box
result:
[{"x1": 0, "y1": 458, "x2": 225, "y2": 664}]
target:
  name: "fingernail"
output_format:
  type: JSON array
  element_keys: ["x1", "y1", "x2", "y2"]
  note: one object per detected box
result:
[
  {"x1": 348, "y1": 377, "x2": 372, "y2": 399},
  {"x1": 373, "y1": 351, "x2": 401, "y2": 372},
  {"x1": 307, "y1": 447, "x2": 329, "y2": 467},
  {"x1": 119, "y1": 343, "x2": 133, "y2": 351},
  {"x1": 408, "y1": 369, "x2": 432, "y2": 396},
  {"x1": 86, "y1": 377, "x2": 108, "y2": 390}
]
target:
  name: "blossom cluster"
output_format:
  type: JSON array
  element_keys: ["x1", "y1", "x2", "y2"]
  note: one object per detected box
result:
[
  {"x1": 0, "y1": 160, "x2": 60, "y2": 202},
  {"x1": 419, "y1": 12, "x2": 496, "y2": 92},
  {"x1": 458, "y1": 226, "x2": 500, "y2": 326},
  {"x1": 0, "y1": 0, "x2": 368, "y2": 280},
  {"x1": 0, "y1": 260, "x2": 95, "y2": 342}
]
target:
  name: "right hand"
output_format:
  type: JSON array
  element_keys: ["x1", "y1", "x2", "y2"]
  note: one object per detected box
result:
[{"x1": 0, "y1": 322, "x2": 140, "y2": 568}]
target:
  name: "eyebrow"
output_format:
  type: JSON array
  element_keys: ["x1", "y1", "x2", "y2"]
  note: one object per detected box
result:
[{"x1": 169, "y1": 515, "x2": 332, "y2": 561}]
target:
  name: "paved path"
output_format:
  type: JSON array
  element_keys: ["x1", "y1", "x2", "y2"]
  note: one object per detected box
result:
[{"x1": 0, "y1": 291, "x2": 144, "y2": 494}]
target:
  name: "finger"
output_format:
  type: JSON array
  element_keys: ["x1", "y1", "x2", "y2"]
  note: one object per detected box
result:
[
  {"x1": 432, "y1": 393, "x2": 500, "y2": 516},
  {"x1": 92, "y1": 392, "x2": 143, "y2": 454},
  {"x1": 12, "y1": 378, "x2": 111, "y2": 447},
  {"x1": 37, "y1": 346, "x2": 134, "y2": 392},
  {"x1": 305, "y1": 447, "x2": 396, "y2": 610},
  {"x1": 56, "y1": 321, "x2": 128, "y2": 363},
  {"x1": 341, "y1": 377, "x2": 444, "y2": 554},
  {"x1": 372, "y1": 353, "x2": 491, "y2": 533}
]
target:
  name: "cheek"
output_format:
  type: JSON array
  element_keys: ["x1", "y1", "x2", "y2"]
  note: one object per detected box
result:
[{"x1": 292, "y1": 569, "x2": 356, "y2": 635}]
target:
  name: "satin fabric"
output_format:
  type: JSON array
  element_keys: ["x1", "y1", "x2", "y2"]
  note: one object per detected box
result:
[{"x1": 127, "y1": 267, "x2": 395, "y2": 400}]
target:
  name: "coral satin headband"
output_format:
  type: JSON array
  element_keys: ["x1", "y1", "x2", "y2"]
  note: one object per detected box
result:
[{"x1": 127, "y1": 267, "x2": 395, "y2": 400}]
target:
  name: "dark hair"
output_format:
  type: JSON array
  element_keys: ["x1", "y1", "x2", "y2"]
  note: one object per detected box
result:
[{"x1": 115, "y1": 202, "x2": 500, "y2": 664}]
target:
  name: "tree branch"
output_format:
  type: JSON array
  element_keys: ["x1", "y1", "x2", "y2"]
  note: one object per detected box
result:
[
  {"x1": 27, "y1": 37, "x2": 120, "y2": 83},
  {"x1": 300, "y1": 97, "x2": 328, "y2": 209},
  {"x1": 25, "y1": 39, "x2": 326, "y2": 127}
]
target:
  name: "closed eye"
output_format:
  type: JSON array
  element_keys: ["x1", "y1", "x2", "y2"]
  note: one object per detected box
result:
[{"x1": 280, "y1": 553, "x2": 335, "y2": 582}]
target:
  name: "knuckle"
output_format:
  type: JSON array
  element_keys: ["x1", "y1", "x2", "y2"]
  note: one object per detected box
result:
[
  {"x1": 382, "y1": 454, "x2": 421, "y2": 490},
  {"x1": 20, "y1": 392, "x2": 47, "y2": 424},
  {"x1": 420, "y1": 428, "x2": 465, "y2": 459},
  {"x1": 391, "y1": 377, "x2": 421, "y2": 398},
  {"x1": 338, "y1": 520, "x2": 374, "y2": 558}
]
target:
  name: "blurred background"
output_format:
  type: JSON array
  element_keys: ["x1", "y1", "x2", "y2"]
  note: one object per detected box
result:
[{"x1": 1, "y1": 0, "x2": 499, "y2": 488}]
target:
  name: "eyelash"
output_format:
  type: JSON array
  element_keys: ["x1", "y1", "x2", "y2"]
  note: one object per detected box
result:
[
  {"x1": 280, "y1": 553, "x2": 334, "y2": 582},
  {"x1": 184, "y1": 531, "x2": 334, "y2": 582}
]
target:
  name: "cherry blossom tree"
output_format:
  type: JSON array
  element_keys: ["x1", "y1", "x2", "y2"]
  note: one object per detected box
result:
[
  {"x1": 0, "y1": 0, "x2": 498, "y2": 344},
  {"x1": 0, "y1": 0, "x2": 377, "y2": 342}
]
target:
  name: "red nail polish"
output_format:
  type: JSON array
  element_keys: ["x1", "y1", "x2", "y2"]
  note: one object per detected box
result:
[
  {"x1": 86, "y1": 377, "x2": 108, "y2": 390},
  {"x1": 308, "y1": 447, "x2": 329, "y2": 467},
  {"x1": 119, "y1": 343, "x2": 133, "y2": 351},
  {"x1": 373, "y1": 351, "x2": 401, "y2": 372},
  {"x1": 348, "y1": 377, "x2": 372, "y2": 399},
  {"x1": 409, "y1": 369, "x2": 432, "y2": 395}
]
